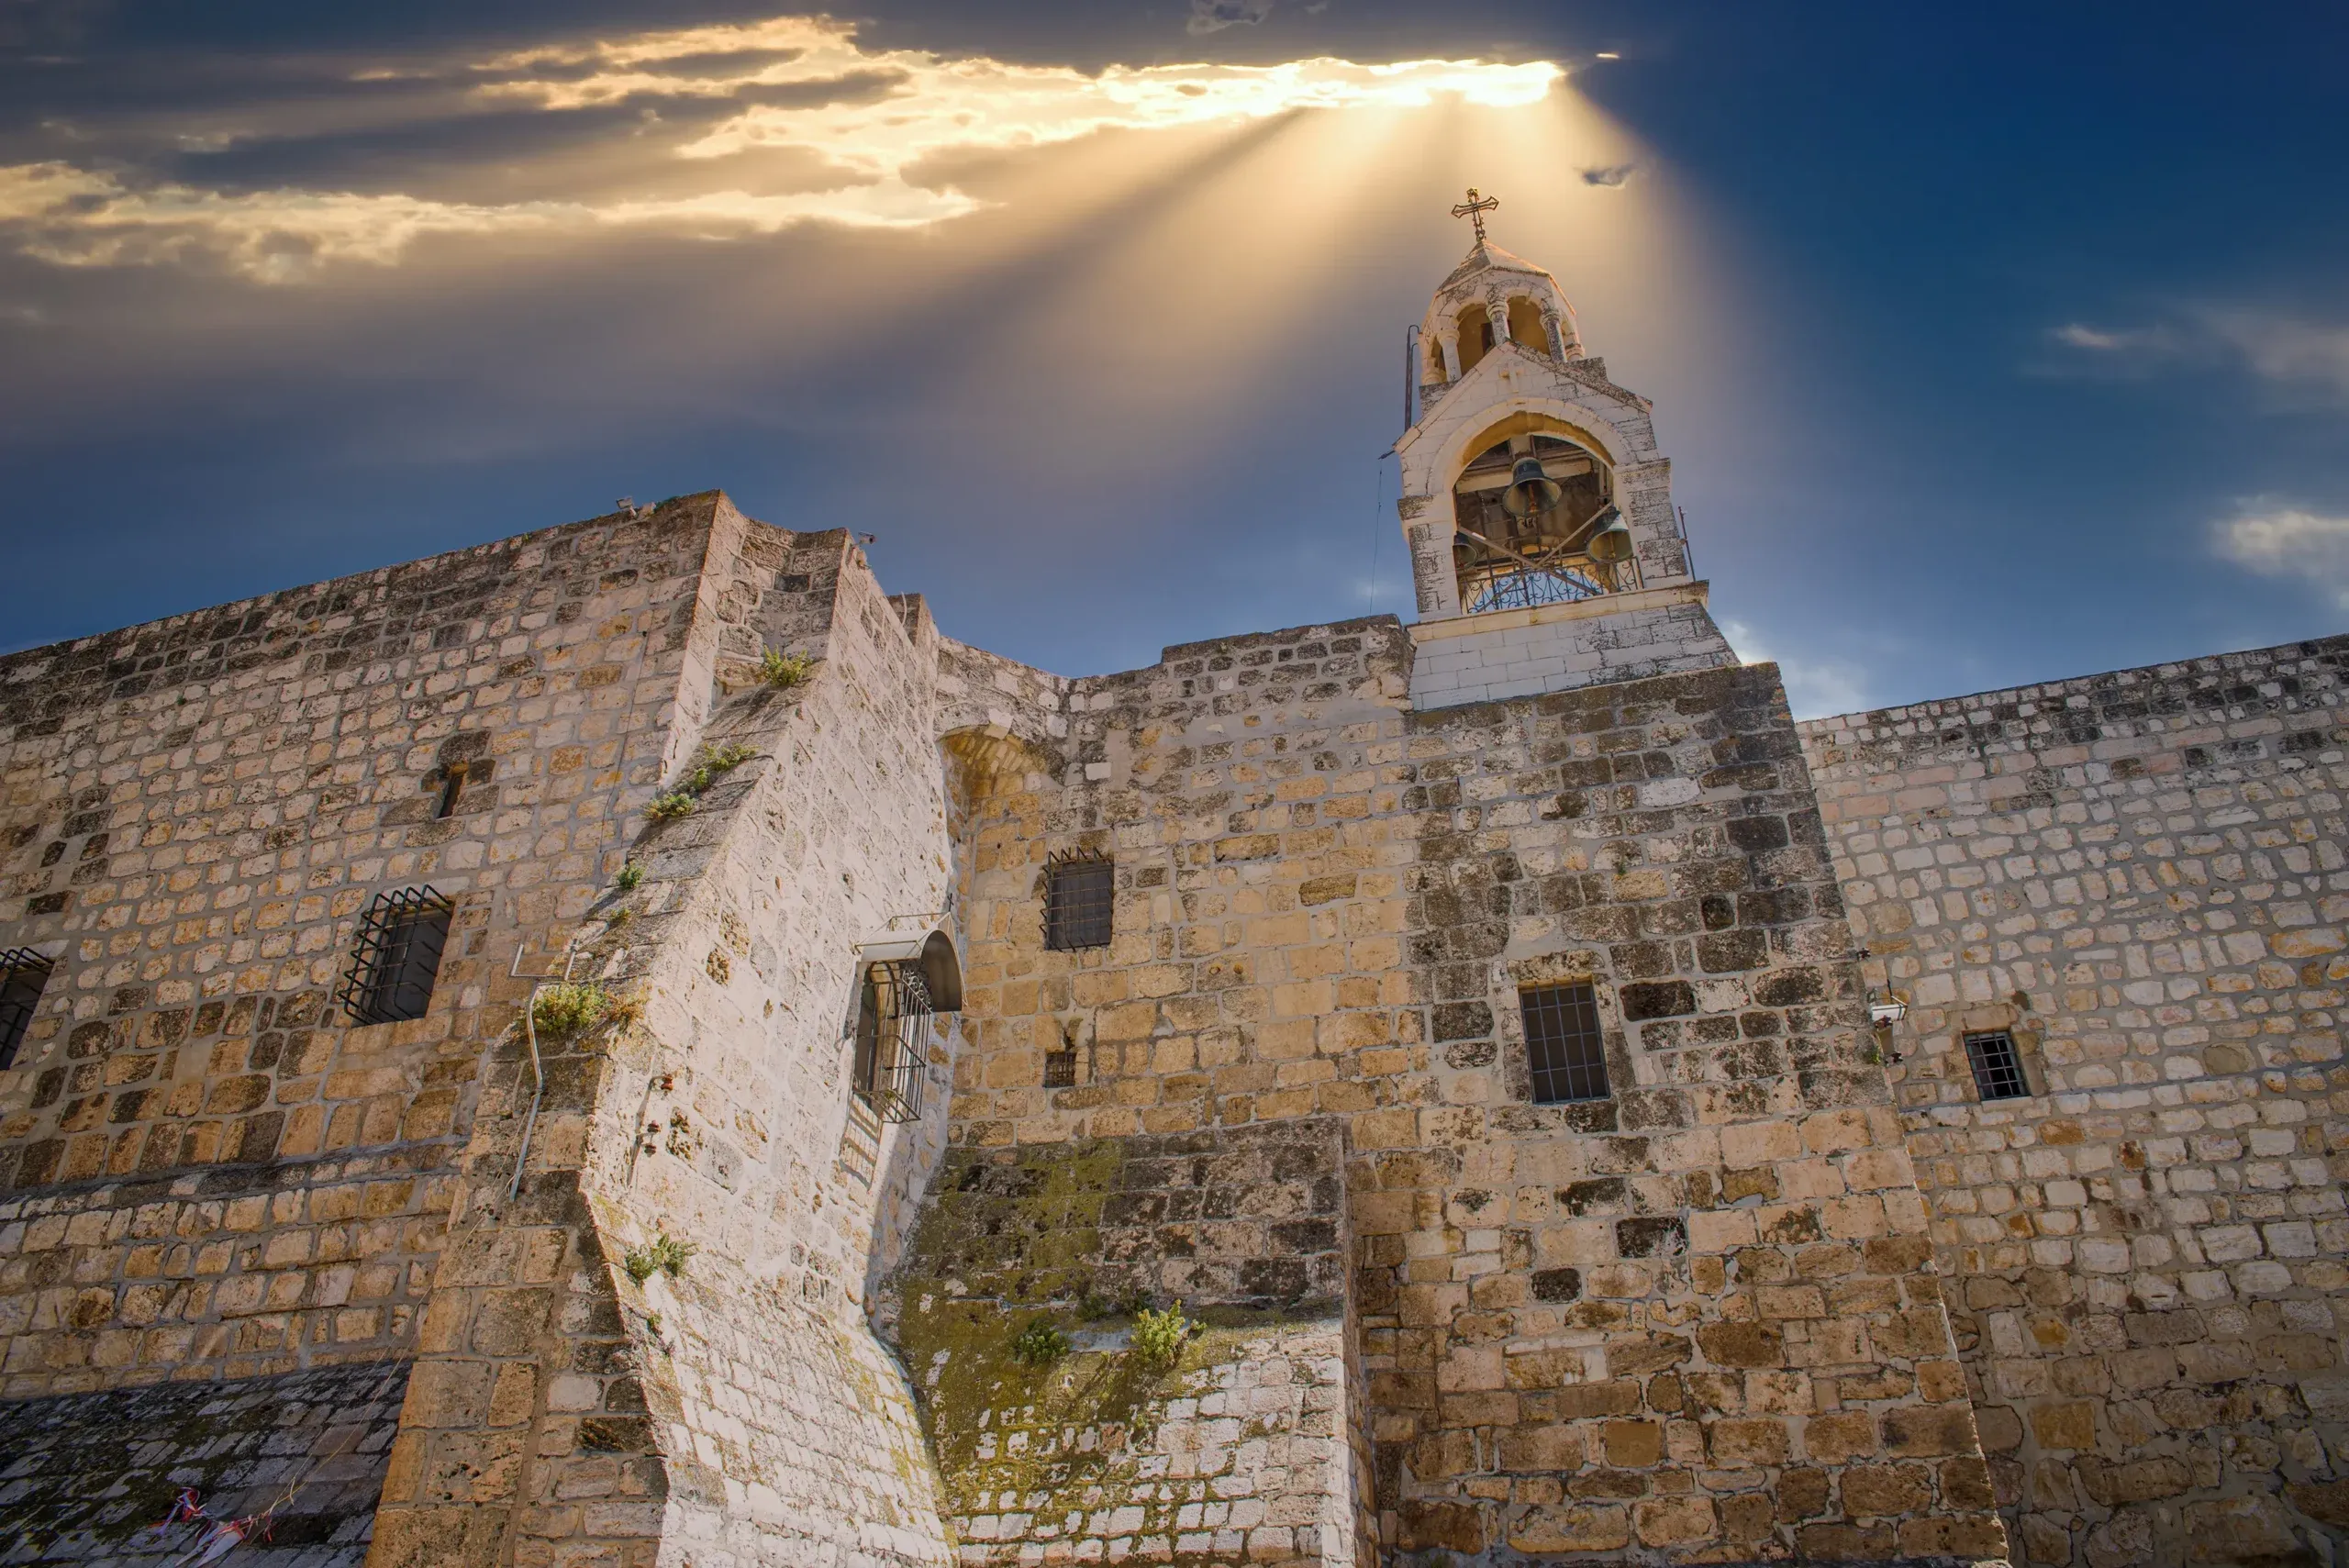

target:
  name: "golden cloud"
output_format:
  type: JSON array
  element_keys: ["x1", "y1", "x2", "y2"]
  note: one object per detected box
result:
[{"x1": 0, "y1": 16, "x2": 1559, "y2": 281}]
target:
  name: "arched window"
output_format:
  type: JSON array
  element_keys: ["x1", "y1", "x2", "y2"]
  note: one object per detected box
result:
[
  {"x1": 848, "y1": 929, "x2": 963, "y2": 1124},
  {"x1": 1454, "y1": 305, "x2": 1497, "y2": 373},
  {"x1": 1507, "y1": 297, "x2": 1548, "y2": 354}
]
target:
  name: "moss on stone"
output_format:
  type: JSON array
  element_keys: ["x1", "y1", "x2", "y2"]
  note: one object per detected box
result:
[{"x1": 889, "y1": 1136, "x2": 1341, "y2": 1543}]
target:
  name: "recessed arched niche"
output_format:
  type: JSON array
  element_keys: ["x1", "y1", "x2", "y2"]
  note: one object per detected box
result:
[
  {"x1": 1448, "y1": 426, "x2": 1627, "y2": 614},
  {"x1": 1507, "y1": 296, "x2": 1549, "y2": 354}
]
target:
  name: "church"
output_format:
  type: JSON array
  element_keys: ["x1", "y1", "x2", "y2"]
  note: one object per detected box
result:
[{"x1": 0, "y1": 209, "x2": 2342, "y2": 1568}]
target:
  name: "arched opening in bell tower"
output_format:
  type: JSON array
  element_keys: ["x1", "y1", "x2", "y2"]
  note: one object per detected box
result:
[
  {"x1": 1454, "y1": 304, "x2": 1497, "y2": 374},
  {"x1": 1507, "y1": 297, "x2": 1548, "y2": 354},
  {"x1": 1449, "y1": 427, "x2": 1630, "y2": 614}
]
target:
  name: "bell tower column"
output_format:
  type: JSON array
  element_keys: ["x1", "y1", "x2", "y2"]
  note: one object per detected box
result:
[{"x1": 1393, "y1": 193, "x2": 1735, "y2": 709}]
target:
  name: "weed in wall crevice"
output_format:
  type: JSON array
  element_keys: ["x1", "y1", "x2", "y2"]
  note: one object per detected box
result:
[
  {"x1": 1128, "y1": 1301, "x2": 1191, "y2": 1369},
  {"x1": 643, "y1": 741, "x2": 763, "y2": 824},
  {"x1": 760, "y1": 648, "x2": 816, "y2": 690},
  {"x1": 623, "y1": 1233, "x2": 695, "y2": 1283},
  {"x1": 1009, "y1": 1319, "x2": 1070, "y2": 1366}
]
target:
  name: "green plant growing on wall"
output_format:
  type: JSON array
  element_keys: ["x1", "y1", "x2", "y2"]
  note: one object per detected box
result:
[
  {"x1": 684, "y1": 742, "x2": 755, "y2": 791},
  {"x1": 646, "y1": 741, "x2": 760, "y2": 824},
  {"x1": 623, "y1": 1233, "x2": 695, "y2": 1283},
  {"x1": 1009, "y1": 1319, "x2": 1070, "y2": 1367},
  {"x1": 613, "y1": 861, "x2": 643, "y2": 891},
  {"x1": 531, "y1": 982, "x2": 613, "y2": 1040},
  {"x1": 1128, "y1": 1301, "x2": 1190, "y2": 1369},
  {"x1": 760, "y1": 648, "x2": 815, "y2": 690}
]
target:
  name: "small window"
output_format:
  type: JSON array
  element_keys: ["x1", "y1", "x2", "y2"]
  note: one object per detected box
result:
[
  {"x1": 1042, "y1": 1049, "x2": 1077, "y2": 1088},
  {"x1": 1964, "y1": 1030, "x2": 2030, "y2": 1101},
  {"x1": 337, "y1": 887, "x2": 453, "y2": 1025},
  {"x1": 853, "y1": 960, "x2": 932, "y2": 1123},
  {"x1": 0, "y1": 949, "x2": 56, "y2": 1069},
  {"x1": 1523, "y1": 982, "x2": 1609, "y2": 1104},
  {"x1": 1044, "y1": 856, "x2": 1113, "y2": 951},
  {"x1": 435, "y1": 763, "x2": 467, "y2": 819}
]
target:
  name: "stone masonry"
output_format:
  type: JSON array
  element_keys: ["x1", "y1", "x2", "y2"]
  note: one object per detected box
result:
[
  {"x1": 0, "y1": 495, "x2": 963, "y2": 1568},
  {"x1": 1802, "y1": 638, "x2": 2349, "y2": 1566},
  {"x1": 934, "y1": 617, "x2": 2004, "y2": 1566}
]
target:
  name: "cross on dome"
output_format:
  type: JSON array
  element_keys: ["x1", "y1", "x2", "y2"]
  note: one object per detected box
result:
[{"x1": 1449, "y1": 187, "x2": 1499, "y2": 245}]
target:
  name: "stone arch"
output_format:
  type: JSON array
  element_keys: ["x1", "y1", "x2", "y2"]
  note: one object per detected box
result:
[{"x1": 1435, "y1": 405, "x2": 1632, "y2": 491}]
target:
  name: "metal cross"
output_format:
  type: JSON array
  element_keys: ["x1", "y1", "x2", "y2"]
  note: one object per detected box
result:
[{"x1": 1450, "y1": 187, "x2": 1499, "y2": 244}]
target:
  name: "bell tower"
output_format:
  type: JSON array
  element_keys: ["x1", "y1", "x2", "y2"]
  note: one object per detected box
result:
[{"x1": 1395, "y1": 191, "x2": 1735, "y2": 708}]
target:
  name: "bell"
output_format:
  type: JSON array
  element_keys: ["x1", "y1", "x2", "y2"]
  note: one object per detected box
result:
[
  {"x1": 1498, "y1": 455, "x2": 1563, "y2": 520},
  {"x1": 1586, "y1": 509, "x2": 1634, "y2": 564}
]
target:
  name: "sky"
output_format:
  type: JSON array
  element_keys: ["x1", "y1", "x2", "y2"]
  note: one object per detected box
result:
[{"x1": 1, "y1": 2, "x2": 2344, "y2": 717}]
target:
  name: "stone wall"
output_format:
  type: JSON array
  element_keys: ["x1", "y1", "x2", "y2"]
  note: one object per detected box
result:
[
  {"x1": 0, "y1": 1360, "x2": 408, "y2": 1566},
  {"x1": 941, "y1": 617, "x2": 2008, "y2": 1564},
  {"x1": 0, "y1": 495, "x2": 729, "y2": 1399},
  {"x1": 50, "y1": 477, "x2": 2331, "y2": 1566},
  {"x1": 1801, "y1": 634, "x2": 2349, "y2": 1568},
  {"x1": 0, "y1": 495, "x2": 967, "y2": 1568},
  {"x1": 887, "y1": 1121, "x2": 1364, "y2": 1568}
]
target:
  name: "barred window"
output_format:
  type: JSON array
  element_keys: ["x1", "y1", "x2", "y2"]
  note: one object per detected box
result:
[
  {"x1": 1522, "y1": 982, "x2": 1609, "y2": 1104},
  {"x1": 1044, "y1": 856, "x2": 1113, "y2": 951},
  {"x1": 0, "y1": 949, "x2": 56, "y2": 1069},
  {"x1": 1964, "y1": 1030, "x2": 2030, "y2": 1102},
  {"x1": 337, "y1": 887, "x2": 453, "y2": 1025},
  {"x1": 852, "y1": 960, "x2": 932, "y2": 1124}
]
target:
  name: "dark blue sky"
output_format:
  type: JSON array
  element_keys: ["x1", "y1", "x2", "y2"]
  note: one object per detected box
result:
[{"x1": 2, "y1": 1, "x2": 2343, "y2": 714}]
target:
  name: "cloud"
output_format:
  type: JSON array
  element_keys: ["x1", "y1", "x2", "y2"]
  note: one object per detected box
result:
[
  {"x1": 1578, "y1": 163, "x2": 1634, "y2": 187},
  {"x1": 0, "y1": 16, "x2": 1559, "y2": 280},
  {"x1": 1721, "y1": 619, "x2": 1870, "y2": 719},
  {"x1": 2201, "y1": 308, "x2": 2349, "y2": 401},
  {"x1": 0, "y1": 161, "x2": 974, "y2": 283},
  {"x1": 2213, "y1": 501, "x2": 2349, "y2": 606},
  {"x1": 2050, "y1": 322, "x2": 2166, "y2": 352},
  {"x1": 1189, "y1": 1, "x2": 1277, "y2": 33},
  {"x1": 2048, "y1": 308, "x2": 2349, "y2": 404}
]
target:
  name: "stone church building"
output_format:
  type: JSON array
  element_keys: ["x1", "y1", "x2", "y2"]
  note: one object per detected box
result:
[{"x1": 2, "y1": 226, "x2": 2343, "y2": 1568}]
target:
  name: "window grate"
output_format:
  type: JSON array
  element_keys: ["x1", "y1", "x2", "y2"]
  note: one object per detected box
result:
[
  {"x1": 1523, "y1": 982, "x2": 1609, "y2": 1104},
  {"x1": 1964, "y1": 1030, "x2": 2030, "y2": 1101},
  {"x1": 337, "y1": 887, "x2": 453, "y2": 1025},
  {"x1": 1044, "y1": 855, "x2": 1114, "y2": 951},
  {"x1": 0, "y1": 948, "x2": 56, "y2": 1070},
  {"x1": 853, "y1": 961, "x2": 933, "y2": 1123}
]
